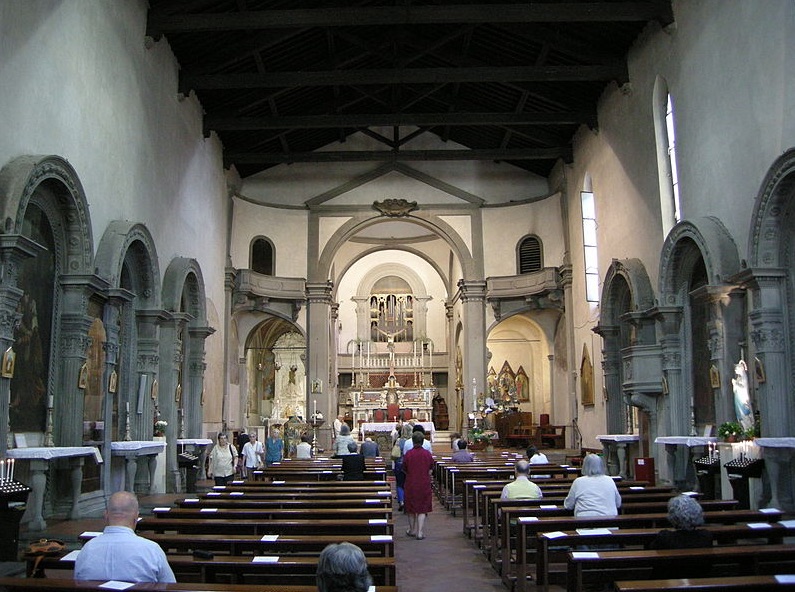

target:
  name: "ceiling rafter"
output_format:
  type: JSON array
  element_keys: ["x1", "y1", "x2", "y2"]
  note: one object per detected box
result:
[{"x1": 148, "y1": 4, "x2": 674, "y2": 34}]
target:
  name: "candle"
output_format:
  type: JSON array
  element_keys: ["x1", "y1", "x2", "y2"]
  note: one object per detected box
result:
[
  {"x1": 126, "y1": 401, "x2": 130, "y2": 413},
  {"x1": 47, "y1": 394, "x2": 54, "y2": 408},
  {"x1": 313, "y1": 399, "x2": 317, "y2": 416},
  {"x1": 9, "y1": 459, "x2": 14, "y2": 481},
  {"x1": 1, "y1": 459, "x2": 4, "y2": 481}
]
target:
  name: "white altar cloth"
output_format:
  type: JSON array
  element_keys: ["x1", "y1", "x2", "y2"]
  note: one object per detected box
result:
[
  {"x1": 177, "y1": 438, "x2": 213, "y2": 446},
  {"x1": 7, "y1": 446, "x2": 98, "y2": 460},
  {"x1": 654, "y1": 436, "x2": 716, "y2": 447},
  {"x1": 597, "y1": 434, "x2": 640, "y2": 443},
  {"x1": 754, "y1": 438, "x2": 795, "y2": 448},
  {"x1": 361, "y1": 422, "x2": 435, "y2": 440},
  {"x1": 111, "y1": 441, "x2": 166, "y2": 454}
]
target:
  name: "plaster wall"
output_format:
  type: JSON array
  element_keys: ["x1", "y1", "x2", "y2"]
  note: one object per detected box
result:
[
  {"x1": 230, "y1": 198, "x2": 309, "y2": 276},
  {"x1": 240, "y1": 127, "x2": 549, "y2": 207},
  {"x1": 482, "y1": 193, "x2": 566, "y2": 277},
  {"x1": 0, "y1": 1, "x2": 229, "y2": 418}
]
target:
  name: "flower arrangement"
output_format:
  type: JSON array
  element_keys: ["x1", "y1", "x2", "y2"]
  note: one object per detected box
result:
[
  {"x1": 717, "y1": 421, "x2": 743, "y2": 442},
  {"x1": 154, "y1": 420, "x2": 168, "y2": 437},
  {"x1": 468, "y1": 427, "x2": 499, "y2": 444}
]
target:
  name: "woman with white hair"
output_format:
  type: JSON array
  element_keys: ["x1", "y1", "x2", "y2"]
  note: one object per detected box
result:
[
  {"x1": 650, "y1": 495, "x2": 713, "y2": 549},
  {"x1": 316, "y1": 542, "x2": 373, "y2": 592},
  {"x1": 563, "y1": 453, "x2": 621, "y2": 517}
]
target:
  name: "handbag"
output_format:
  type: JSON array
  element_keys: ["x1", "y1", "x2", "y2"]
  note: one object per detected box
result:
[
  {"x1": 26, "y1": 538, "x2": 65, "y2": 577},
  {"x1": 390, "y1": 442, "x2": 402, "y2": 460}
]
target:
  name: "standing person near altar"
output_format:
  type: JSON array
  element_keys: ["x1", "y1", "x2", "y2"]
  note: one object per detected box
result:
[
  {"x1": 265, "y1": 427, "x2": 284, "y2": 466},
  {"x1": 241, "y1": 432, "x2": 264, "y2": 478},
  {"x1": 333, "y1": 414, "x2": 344, "y2": 441},
  {"x1": 403, "y1": 431, "x2": 434, "y2": 539},
  {"x1": 207, "y1": 433, "x2": 238, "y2": 486}
]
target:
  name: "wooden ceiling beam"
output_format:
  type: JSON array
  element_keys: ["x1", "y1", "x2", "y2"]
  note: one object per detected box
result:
[
  {"x1": 148, "y1": 4, "x2": 673, "y2": 35},
  {"x1": 182, "y1": 64, "x2": 627, "y2": 92},
  {"x1": 206, "y1": 111, "x2": 592, "y2": 130},
  {"x1": 224, "y1": 147, "x2": 566, "y2": 164}
]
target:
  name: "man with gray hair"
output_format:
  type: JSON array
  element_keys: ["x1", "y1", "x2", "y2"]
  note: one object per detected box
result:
[
  {"x1": 316, "y1": 542, "x2": 373, "y2": 592},
  {"x1": 501, "y1": 460, "x2": 543, "y2": 500},
  {"x1": 75, "y1": 491, "x2": 176, "y2": 583}
]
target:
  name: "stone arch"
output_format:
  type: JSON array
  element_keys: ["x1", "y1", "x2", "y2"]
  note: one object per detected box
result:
[
  {"x1": 160, "y1": 257, "x2": 214, "y2": 490},
  {"x1": 315, "y1": 212, "x2": 476, "y2": 282},
  {"x1": 597, "y1": 259, "x2": 657, "y2": 437},
  {"x1": 95, "y1": 221, "x2": 160, "y2": 307},
  {"x1": 658, "y1": 216, "x2": 740, "y2": 303},
  {"x1": 746, "y1": 148, "x2": 795, "y2": 441},
  {"x1": 0, "y1": 155, "x2": 94, "y2": 275}
]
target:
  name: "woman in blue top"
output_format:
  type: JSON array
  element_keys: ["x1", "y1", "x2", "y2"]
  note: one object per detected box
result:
[{"x1": 265, "y1": 428, "x2": 284, "y2": 466}]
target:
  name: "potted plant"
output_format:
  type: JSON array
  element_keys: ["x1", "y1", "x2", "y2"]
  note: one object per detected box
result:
[
  {"x1": 153, "y1": 420, "x2": 168, "y2": 437},
  {"x1": 468, "y1": 427, "x2": 499, "y2": 451},
  {"x1": 718, "y1": 421, "x2": 743, "y2": 442}
]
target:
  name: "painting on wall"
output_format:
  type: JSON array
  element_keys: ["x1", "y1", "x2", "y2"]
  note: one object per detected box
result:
[
  {"x1": 515, "y1": 366, "x2": 530, "y2": 402},
  {"x1": 580, "y1": 344, "x2": 594, "y2": 407},
  {"x1": 10, "y1": 206, "x2": 55, "y2": 433}
]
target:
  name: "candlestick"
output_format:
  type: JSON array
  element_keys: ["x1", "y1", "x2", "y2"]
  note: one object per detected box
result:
[
  {"x1": 47, "y1": 394, "x2": 54, "y2": 408},
  {"x1": 1, "y1": 459, "x2": 4, "y2": 480}
]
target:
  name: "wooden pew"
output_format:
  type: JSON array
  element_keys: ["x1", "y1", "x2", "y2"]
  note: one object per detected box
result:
[
  {"x1": 151, "y1": 506, "x2": 392, "y2": 521},
  {"x1": 27, "y1": 554, "x2": 396, "y2": 586},
  {"x1": 175, "y1": 497, "x2": 392, "y2": 510},
  {"x1": 80, "y1": 531, "x2": 395, "y2": 557},
  {"x1": 509, "y1": 509, "x2": 784, "y2": 592},
  {"x1": 218, "y1": 480, "x2": 389, "y2": 489},
  {"x1": 0, "y1": 579, "x2": 401, "y2": 592},
  {"x1": 137, "y1": 517, "x2": 393, "y2": 536},
  {"x1": 567, "y1": 544, "x2": 795, "y2": 592},
  {"x1": 532, "y1": 521, "x2": 795, "y2": 592},
  {"x1": 199, "y1": 488, "x2": 392, "y2": 500},
  {"x1": 614, "y1": 575, "x2": 795, "y2": 591}
]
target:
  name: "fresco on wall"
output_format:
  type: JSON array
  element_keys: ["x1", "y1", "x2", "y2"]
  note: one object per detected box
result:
[{"x1": 10, "y1": 206, "x2": 55, "y2": 432}]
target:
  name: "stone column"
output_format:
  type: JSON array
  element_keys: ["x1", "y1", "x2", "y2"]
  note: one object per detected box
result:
[
  {"x1": 134, "y1": 309, "x2": 163, "y2": 437},
  {"x1": 559, "y1": 263, "x2": 577, "y2": 448},
  {"x1": 457, "y1": 279, "x2": 487, "y2": 423},
  {"x1": 306, "y1": 281, "x2": 334, "y2": 448},
  {"x1": 0, "y1": 235, "x2": 42, "y2": 454},
  {"x1": 743, "y1": 269, "x2": 793, "y2": 510},
  {"x1": 158, "y1": 313, "x2": 190, "y2": 493},
  {"x1": 655, "y1": 306, "x2": 688, "y2": 487},
  {"x1": 187, "y1": 326, "x2": 214, "y2": 438},
  {"x1": 597, "y1": 326, "x2": 624, "y2": 434}
]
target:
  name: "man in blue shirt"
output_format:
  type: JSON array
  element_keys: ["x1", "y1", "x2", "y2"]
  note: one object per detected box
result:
[{"x1": 75, "y1": 491, "x2": 176, "y2": 583}]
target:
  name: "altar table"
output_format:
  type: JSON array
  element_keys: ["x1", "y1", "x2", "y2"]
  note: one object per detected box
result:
[{"x1": 360, "y1": 422, "x2": 435, "y2": 441}]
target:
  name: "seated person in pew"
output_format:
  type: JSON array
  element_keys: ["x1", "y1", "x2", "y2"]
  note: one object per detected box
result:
[
  {"x1": 75, "y1": 491, "x2": 176, "y2": 583},
  {"x1": 402, "y1": 424, "x2": 433, "y2": 454},
  {"x1": 361, "y1": 437, "x2": 380, "y2": 458},
  {"x1": 650, "y1": 494, "x2": 714, "y2": 549},
  {"x1": 501, "y1": 460, "x2": 543, "y2": 500},
  {"x1": 296, "y1": 434, "x2": 312, "y2": 459},
  {"x1": 316, "y1": 542, "x2": 373, "y2": 592},
  {"x1": 451, "y1": 439, "x2": 474, "y2": 463},
  {"x1": 564, "y1": 453, "x2": 621, "y2": 517},
  {"x1": 334, "y1": 424, "x2": 357, "y2": 457},
  {"x1": 527, "y1": 445, "x2": 549, "y2": 464},
  {"x1": 342, "y1": 441, "x2": 367, "y2": 481}
]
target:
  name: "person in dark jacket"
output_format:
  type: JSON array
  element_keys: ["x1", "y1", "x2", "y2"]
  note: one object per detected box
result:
[{"x1": 341, "y1": 441, "x2": 366, "y2": 481}]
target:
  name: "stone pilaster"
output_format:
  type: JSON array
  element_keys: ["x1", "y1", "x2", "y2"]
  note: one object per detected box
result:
[
  {"x1": 457, "y1": 279, "x2": 487, "y2": 418},
  {"x1": 306, "y1": 281, "x2": 334, "y2": 447},
  {"x1": 158, "y1": 312, "x2": 190, "y2": 492},
  {"x1": 596, "y1": 326, "x2": 624, "y2": 434}
]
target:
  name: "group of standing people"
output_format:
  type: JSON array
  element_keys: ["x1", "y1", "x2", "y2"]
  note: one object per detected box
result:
[{"x1": 207, "y1": 429, "x2": 284, "y2": 485}]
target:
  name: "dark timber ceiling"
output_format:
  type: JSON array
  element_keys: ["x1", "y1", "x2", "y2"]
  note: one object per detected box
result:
[{"x1": 146, "y1": 1, "x2": 674, "y2": 179}]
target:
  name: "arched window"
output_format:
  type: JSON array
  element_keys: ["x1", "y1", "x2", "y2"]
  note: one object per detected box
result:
[
  {"x1": 581, "y1": 175, "x2": 600, "y2": 303},
  {"x1": 517, "y1": 235, "x2": 543, "y2": 274},
  {"x1": 250, "y1": 237, "x2": 274, "y2": 275},
  {"x1": 653, "y1": 77, "x2": 682, "y2": 235}
]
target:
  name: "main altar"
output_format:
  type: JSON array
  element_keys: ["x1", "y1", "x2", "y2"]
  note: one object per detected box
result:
[{"x1": 347, "y1": 334, "x2": 436, "y2": 426}]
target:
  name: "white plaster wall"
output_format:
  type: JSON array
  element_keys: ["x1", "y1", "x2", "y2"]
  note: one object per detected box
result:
[
  {"x1": 240, "y1": 127, "x2": 549, "y2": 206},
  {"x1": 0, "y1": 1, "x2": 229, "y2": 421},
  {"x1": 482, "y1": 194, "x2": 566, "y2": 277},
  {"x1": 559, "y1": 0, "x2": 795, "y2": 446},
  {"x1": 230, "y1": 198, "x2": 308, "y2": 276}
]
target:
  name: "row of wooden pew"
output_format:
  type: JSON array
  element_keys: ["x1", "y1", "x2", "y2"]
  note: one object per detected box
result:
[
  {"x1": 432, "y1": 451, "x2": 795, "y2": 592},
  {"x1": 9, "y1": 464, "x2": 399, "y2": 592}
]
